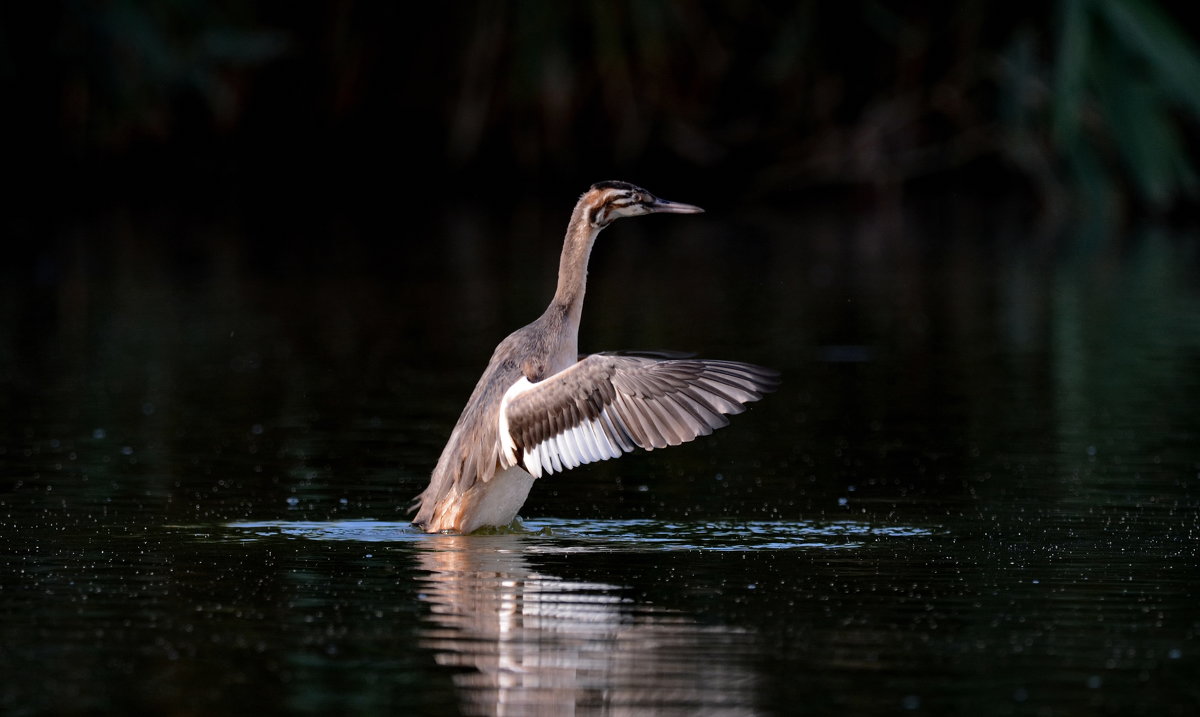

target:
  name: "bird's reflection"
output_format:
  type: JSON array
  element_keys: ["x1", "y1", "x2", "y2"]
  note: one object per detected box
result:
[{"x1": 414, "y1": 535, "x2": 759, "y2": 716}]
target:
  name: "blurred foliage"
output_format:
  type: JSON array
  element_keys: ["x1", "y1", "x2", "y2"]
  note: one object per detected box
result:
[
  {"x1": 1049, "y1": 0, "x2": 1200, "y2": 210},
  {"x1": 3, "y1": 0, "x2": 1198, "y2": 212}
]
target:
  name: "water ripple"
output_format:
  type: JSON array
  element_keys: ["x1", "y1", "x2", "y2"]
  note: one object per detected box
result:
[{"x1": 219, "y1": 517, "x2": 941, "y2": 551}]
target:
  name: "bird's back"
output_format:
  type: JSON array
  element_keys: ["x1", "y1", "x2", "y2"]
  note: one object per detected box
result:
[{"x1": 411, "y1": 309, "x2": 574, "y2": 528}]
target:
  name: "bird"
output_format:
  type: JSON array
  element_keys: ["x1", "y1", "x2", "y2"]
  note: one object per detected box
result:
[{"x1": 411, "y1": 181, "x2": 778, "y2": 533}]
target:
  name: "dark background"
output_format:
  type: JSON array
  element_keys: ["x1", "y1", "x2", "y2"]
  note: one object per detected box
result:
[
  {"x1": 4, "y1": 0, "x2": 1199, "y2": 227},
  {"x1": 3, "y1": 7, "x2": 1200, "y2": 714}
]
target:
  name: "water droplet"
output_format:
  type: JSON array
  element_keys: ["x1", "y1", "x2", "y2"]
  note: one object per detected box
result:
[
  {"x1": 92, "y1": 428, "x2": 107, "y2": 440},
  {"x1": 902, "y1": 695, "x2": 921, "y2": 710}
]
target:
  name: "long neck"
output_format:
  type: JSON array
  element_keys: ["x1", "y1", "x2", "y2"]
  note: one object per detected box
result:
[{"x1": 551, "y1": 207, "x2": 602, "y2": 322}]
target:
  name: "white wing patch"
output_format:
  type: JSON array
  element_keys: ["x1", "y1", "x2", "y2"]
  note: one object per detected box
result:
[
  {"x1": 497, "y1": 356, "x2": 778, "y2": 481},
  {"x1": 524, "y1": 410, "x2": 624, "y2": 478},
  {"x1": 497, "y1": 376, "x2": 533, "y2": 471},
  {"x1": 498, "y1": 376, "x2": 627, "y2": 480}
]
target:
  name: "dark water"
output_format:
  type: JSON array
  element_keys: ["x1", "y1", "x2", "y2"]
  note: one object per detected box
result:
[{"x1": 3, "y1": 195, "x2": 1199, "y2": 715}]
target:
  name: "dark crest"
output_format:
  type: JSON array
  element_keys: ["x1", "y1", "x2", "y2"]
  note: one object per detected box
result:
[{"x1": 590, "y1": 180, "x2": 644, "y2": 193}]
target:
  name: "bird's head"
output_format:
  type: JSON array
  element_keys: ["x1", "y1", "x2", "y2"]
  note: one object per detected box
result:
[{"x1": 583, "y1": 181, "x2": 704, "y2": 228}]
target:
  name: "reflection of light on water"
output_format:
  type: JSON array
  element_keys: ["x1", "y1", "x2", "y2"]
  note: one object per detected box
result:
[
  {"x1": 521, "y1": 518, "x2": 941, "y2": 552},
  {"x1": 414, "y1": 536, "x2": 760, "y2": 716},
  {"x1": 221, "y1": 519, "x2": 428, "y2": 543},
  {"x1": 213, "y1": 519, "x2": 941, "y2": 714},
  {"x1": 222, "y1": 518, "x2": 941, "y2": 551}
]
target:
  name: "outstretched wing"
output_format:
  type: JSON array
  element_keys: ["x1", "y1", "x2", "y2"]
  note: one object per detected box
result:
[{"x1": 498, "y1": 354, "x2": 778, "y2": 478}]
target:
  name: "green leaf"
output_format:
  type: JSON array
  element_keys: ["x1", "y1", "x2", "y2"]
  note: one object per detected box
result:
[{"x1": 1099, "y1": 0, "x2": 1200, "y2": 117}]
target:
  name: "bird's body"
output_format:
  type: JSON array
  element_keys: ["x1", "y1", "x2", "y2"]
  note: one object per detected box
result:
[{"x1": 411, "y1": 181, "x2": 777, "y2": 533}]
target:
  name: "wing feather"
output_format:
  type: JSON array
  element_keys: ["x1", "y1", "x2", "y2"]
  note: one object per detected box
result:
[{"x1": 497, "y1": 354, "x2": 778, "y2": 476}]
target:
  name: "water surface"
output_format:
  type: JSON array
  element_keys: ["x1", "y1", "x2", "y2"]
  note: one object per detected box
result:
[{"x1": 2, "y1": 197, "x2": 1199, "y2": 714}]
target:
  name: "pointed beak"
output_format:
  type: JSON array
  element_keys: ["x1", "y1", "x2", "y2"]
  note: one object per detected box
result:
[{"x1": 646, "y1": 196, "x2": 704, "y2": 215}]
